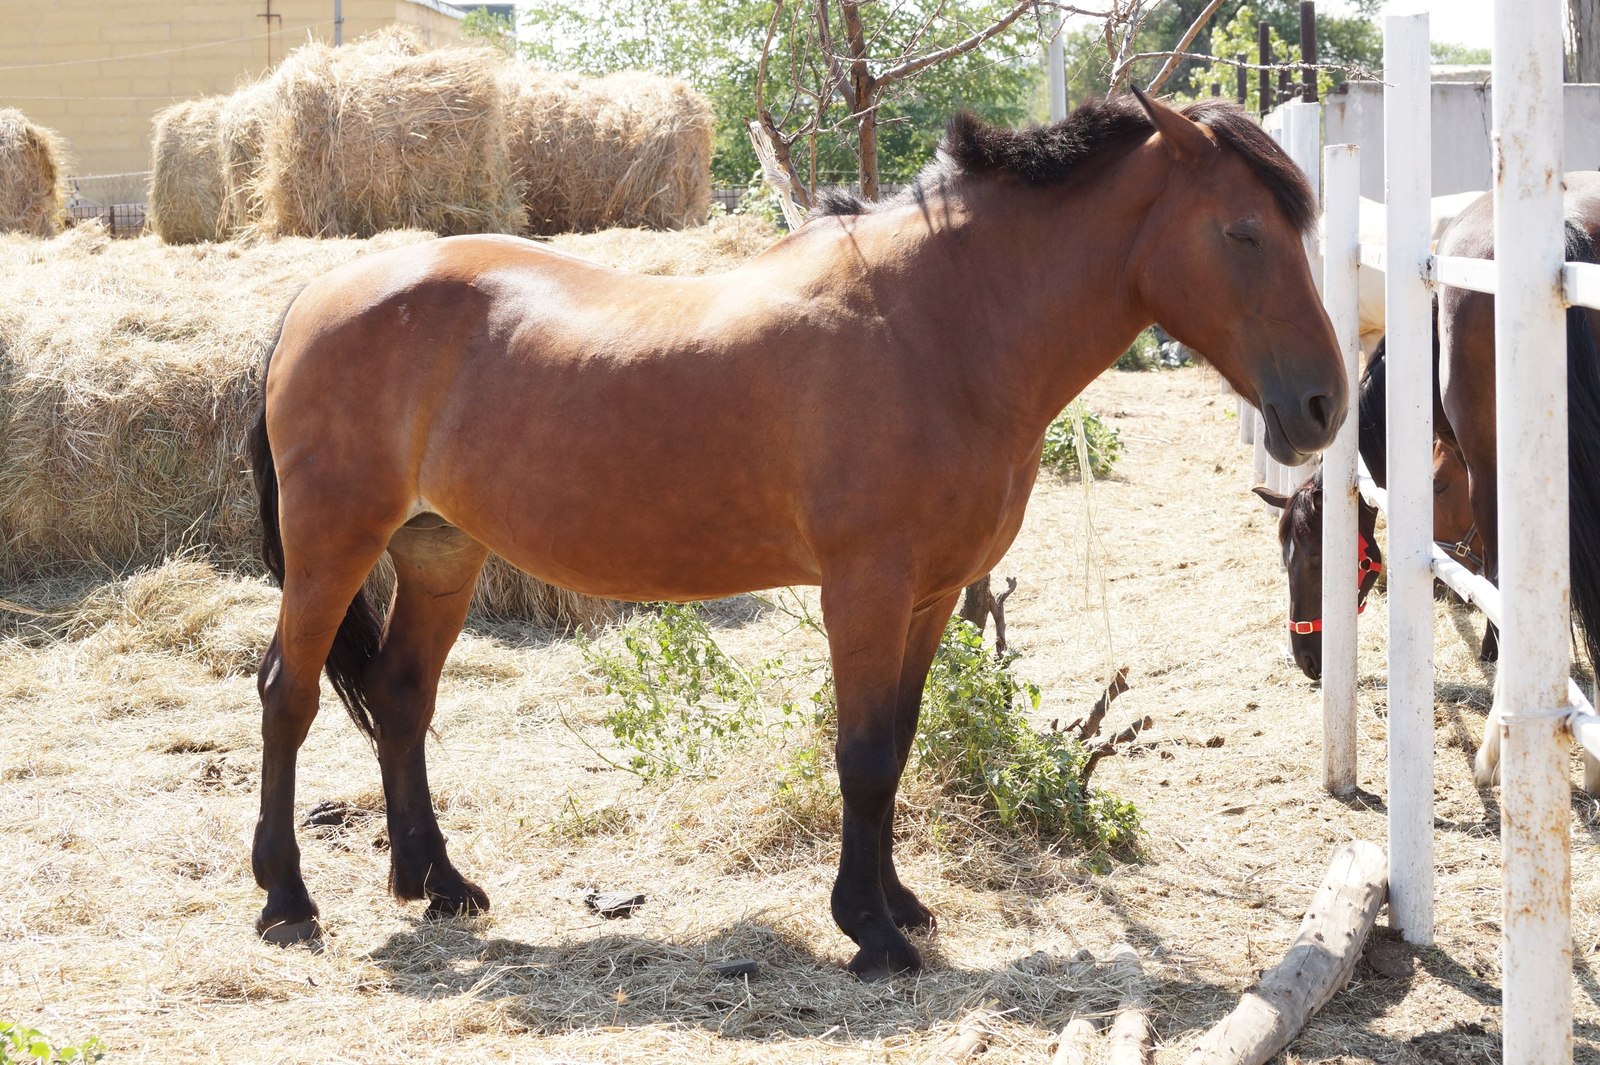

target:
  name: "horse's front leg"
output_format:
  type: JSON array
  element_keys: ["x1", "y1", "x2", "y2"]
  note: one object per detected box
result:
[
  {"x1": 880, "y1": 592, "x2": 961, "y2": 932},
  {"x1": 821, "y1": 575, "x2": 920, "y2": 979}
]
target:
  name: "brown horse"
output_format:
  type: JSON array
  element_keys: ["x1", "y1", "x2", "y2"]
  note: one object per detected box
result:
[
  {"x1": 1430, "y1": 174, "x2": 1600, "y2": 790},
  {"x1": 246, "y1": 91, "x2": 1345, "y2": 976},
  {"x1": 1256, "y1": 333, "x2": 1482, "y2": 680}
]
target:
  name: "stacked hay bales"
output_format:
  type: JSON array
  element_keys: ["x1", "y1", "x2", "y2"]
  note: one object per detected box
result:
[
  {"x1": 216, "y1": 82, "x2": 275, "y2": 238},
  {"x1": 257, "y1": 38, "x2": 525, "y2": 238},
  {"x1": 504, "y1": 68, "x2": 713, "y2": 235},
  {"x1": 0, "y1": 109, "x2": 67, "y2": 237},
  {"x1": 0, "y1": 218, "x2": 778, "y2": 627},
  {"x1": 147, "y1": 97, "x2": 227, "y2": 244}
]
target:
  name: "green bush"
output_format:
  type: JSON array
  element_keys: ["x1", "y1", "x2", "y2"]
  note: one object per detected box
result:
[
  {"x1": 912, "y1": 620, "x2": 1140, "y2": 852},
  {"x1": 1040, "y1": 402, "x2": 1123, "y2": 480},
  {"x1": 1113, "y1": 329, "x2": 1162, "y2": 371},
  {"x1": 0, "y1": 1023, "x2": 102, "y2": 1064},
  {"x1": 581, "y1": 603, "x2": 797, "y2": 779}
]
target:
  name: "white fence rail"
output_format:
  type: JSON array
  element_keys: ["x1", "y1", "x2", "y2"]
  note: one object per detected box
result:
[{"x1": 1308, "y1": 4, "x2": 1600, "y2": 1059}]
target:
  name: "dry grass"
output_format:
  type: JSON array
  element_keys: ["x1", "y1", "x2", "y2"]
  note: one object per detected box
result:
[
  {"x1": 0, "y1": 108, "x2": 66, "y2": 237},
  {"x1": 258, "y1": 36, "x2": 525, "y2": 238},
  {"x1": 5, "y1": 368, "x2": 1599, "y2": 1062},
  {"x1": 503, "y1": 67, "x2": 714, "y2": 235},
  {"x1": 147, "y1": 97, "x2": 227, "y2": 245},
  {"x1": 0, "y1": 218, "x2": 778, "y2": 628}
]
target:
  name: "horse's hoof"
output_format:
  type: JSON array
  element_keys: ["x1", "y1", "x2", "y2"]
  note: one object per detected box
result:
[
  {"x1": 258, "y1": 917, "x2": 321, "y2": 945},
  {"x1": 845, "y1": 936, "x2": 922, "y2": 981},
  {"x1": 423, "y1": 879, "x2": 490, "y2": 920},
  {"x1": 1473, "y1": 749, "x2": 1500, "y2": 787},
  {"x1": 887, "y1": 890, "x2": 937, "y2": 933}
]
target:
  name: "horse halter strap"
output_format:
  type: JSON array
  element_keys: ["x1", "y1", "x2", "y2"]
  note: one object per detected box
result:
[{"x1": 1288, "y1": 534, "x2": 1383, "y2": 636}]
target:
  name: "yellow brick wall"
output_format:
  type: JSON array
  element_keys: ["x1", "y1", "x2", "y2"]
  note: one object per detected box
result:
[{"x1": 0, "y1": 0, "x2": 466, "y2": 189}]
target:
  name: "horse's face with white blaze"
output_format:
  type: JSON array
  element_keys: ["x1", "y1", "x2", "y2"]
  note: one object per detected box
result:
[{"x1": 1126, "y1": 88, "x2": 1344, "y2": 465}]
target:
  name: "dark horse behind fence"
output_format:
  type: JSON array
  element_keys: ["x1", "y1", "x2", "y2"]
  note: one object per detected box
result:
[
  {"x1": 1430, "y1": 174, "x2": 1600, "y2": 790},
  {"x1": 245, "y1": 90, "x2": 1345, "y2": 977},
  {"x1": 1255, "y1": 329, "x2": 1483, "y2": 680}
]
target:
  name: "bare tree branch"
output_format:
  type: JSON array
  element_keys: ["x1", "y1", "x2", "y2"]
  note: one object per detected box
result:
[
  {"x1": 1143, "y1": 0, "x2": 1227, "y2": 93},
  {"x1": 880, "y1": 0, "x2": 1033, "y2": 83}
]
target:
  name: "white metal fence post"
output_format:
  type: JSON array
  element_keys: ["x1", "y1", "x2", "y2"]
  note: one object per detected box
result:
[
  {"x1": 1322, "y1": 143, "x2": 1361, "y2": 795},
  {"x1": 1493, "y1": 0, "x2": 1573, "y2": 1058},
  {"x1": 1382, "y1": 12, "x2": 1435, "y2": 946}
]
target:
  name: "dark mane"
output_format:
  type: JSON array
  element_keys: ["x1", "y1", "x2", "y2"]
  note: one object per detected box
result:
[{"x1": 814, "y1": 95, "x2": 1317, "y2": 234}]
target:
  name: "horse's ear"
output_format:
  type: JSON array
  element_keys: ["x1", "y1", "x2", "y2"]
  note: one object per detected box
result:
[
  {"x1": 1129, "y1": 85, "x2": 1217, "y2": 165},
  {"x1": 1252, "y1": 485, "x2": 1290, "y2": 510}
]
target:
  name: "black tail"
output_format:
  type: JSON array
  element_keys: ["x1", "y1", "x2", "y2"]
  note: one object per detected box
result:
[
  {"x1": 1566, "y1": 221, "x2": 1600, "y2": 678},
  {"x1": 248, "y1": 296, "x2": 383, "y2": 741}
]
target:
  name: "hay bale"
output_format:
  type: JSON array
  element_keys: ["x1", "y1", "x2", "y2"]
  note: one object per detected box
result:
[
  {"x1": 503, "y1": 67, "x2": 713, "y2": 235},
  {"x1": 258, "y1": 38, "x2": 525, "y2": 238},
  {"x1": 148, "y1": 97, "x2": 227, "y2": 244},
  {"x1": 0, "y1": 109, "x2": 67, "y2": 237},
  {"x1": 0, "y1": 220, "x2": 776, "y2": 627},
  {"x1": 217, "y1": 82, "x2": 274, "y2": 237}
]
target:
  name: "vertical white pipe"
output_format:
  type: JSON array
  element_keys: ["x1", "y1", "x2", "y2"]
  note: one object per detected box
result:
[
  {"x1": 1382, "y1": 12, "x2": 1435, "y2": 946},
  {"x1": 1322, "y1": 143, "x2": 1361, "y2": 795},
  {"x1": 1493, "y1": 0, "x2": 1572, "y2": 1059},
  {"x1": 1282, "y1": 99, "x2": 1324, "y2": 499},
  {"x1": 1049, "y1": 18, "x2": 1067, "y2": 122},
  {"x1": 1253, "y1": 409, "x2": 1269, "y2": 484}
]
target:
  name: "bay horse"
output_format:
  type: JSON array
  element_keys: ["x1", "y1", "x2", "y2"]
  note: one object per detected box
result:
[
  {"x1": 1255, "y1": 332, "x2": 1483, "y2": 680},
  {"x1": 246, "y1": 90, "x2": 1345, "y2": 977},
  {"x1": 1429, "y1": 175, "x2": 1600, "y2": 791}
]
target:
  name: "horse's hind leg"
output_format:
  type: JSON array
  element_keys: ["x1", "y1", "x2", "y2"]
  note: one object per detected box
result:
[
  {"x1": 255, "y1": 530, "x2": 390, "y2": 943},
  {"x1": 880, "y1": 592, "x2": 960, "y2": 932},
  {"x1": 368, "y1": 519, "x2": 489, "y2": 917}
]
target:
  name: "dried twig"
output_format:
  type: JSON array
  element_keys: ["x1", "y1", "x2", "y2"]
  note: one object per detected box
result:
[
  {"x1": 1067, "y1": 665, "x2": 1131, "y2": 742},
  {"x1": 1079, "y1": 714, "x2": 1153, "y2": 786}
]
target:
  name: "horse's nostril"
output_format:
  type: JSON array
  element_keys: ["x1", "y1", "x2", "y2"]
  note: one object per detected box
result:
[{"x1": 1305, "y1": 391, "x2": 1335, "y2": 436}]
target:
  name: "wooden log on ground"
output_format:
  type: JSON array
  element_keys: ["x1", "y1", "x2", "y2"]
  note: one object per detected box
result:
[
  {"x1": 1051, "y1": 1017, "x2": 1099, "y2": 1065},
  {"x1": 925, "y1": 1003, "x2": 998, "y2": 1063},
  {"x1": 1106, "y1": 942, "x2": 1153, "y2": 1065},
  {"x1": 1184, "y1": 840, "x2": 1388, "y2": 1065}
]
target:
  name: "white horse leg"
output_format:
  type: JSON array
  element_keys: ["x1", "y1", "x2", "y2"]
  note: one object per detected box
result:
[
  {"x1": 1584, "y1": 750, "x2": 1600, "y2": 797},
  {"x1": 1475, "y1": 669, "x2": 1504, "y2": 786}
]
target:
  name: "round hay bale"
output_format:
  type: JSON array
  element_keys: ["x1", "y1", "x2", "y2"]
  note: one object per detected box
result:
[
  {"x1": 0, "y1": 109, "x2": 67, "y2": 237},
  {"x1": 217, "y1": 82, "x2": 275, "y2": 237},
  {"x1": 148, "y1": 97, "x2": 227, "y2": 244},
  {"x1": 258, "y1": 38, "x2": 525, "y2": 238},
  {"x1": 504, "y1": 68, "x2": 713, "y2": 235}
]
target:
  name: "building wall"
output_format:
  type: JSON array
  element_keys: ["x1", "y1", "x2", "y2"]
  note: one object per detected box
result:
[
  {"x1": 0, "y1": 0, "x2": 465, "y2": 190},
  {"x1": 1323, "y1": 80, "x2": 1600, "y2": 201}
]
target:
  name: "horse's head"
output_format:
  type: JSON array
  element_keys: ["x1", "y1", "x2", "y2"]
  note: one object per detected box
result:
[
  {"x1": 1126, "y1": 89, "x2": 1345, "y2": 465},
  {"x1": 1432, "y1": 440, "x2": 1483, "y2": 573},
  {"x1": 1254, "y1": 474, "x2": 1382, "y2": 681}
]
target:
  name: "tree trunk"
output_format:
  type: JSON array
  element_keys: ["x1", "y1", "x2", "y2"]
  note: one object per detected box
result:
[
  {"x1": 1569, "y1": 0, "x2": 1600, "y2": 82},
  {"x1": 857, "y1": 100, "x2": 880, "y2": 201}
]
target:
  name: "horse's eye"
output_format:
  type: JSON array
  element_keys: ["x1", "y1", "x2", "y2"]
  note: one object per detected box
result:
[
  {"x1": 1227, "y1": 230, "x2": 1261, "y2": 249},
  {"x1": 1434, "y1": 480, "x2": 1447, "y2": 496}
]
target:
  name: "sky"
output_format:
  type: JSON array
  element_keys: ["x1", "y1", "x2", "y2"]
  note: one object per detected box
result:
[{"x1": 1325, "y1": 0, "x2": 1495, "y2": 50}]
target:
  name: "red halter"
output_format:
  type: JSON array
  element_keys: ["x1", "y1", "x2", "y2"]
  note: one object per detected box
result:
[{"x1": 1288, "y1": 534, "x2": 1383, "y2": 636}]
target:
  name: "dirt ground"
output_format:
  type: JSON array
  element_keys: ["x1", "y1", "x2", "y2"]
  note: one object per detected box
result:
[{"x1": 4, "y1": 365, "x2": 1599, "y2": 1064}]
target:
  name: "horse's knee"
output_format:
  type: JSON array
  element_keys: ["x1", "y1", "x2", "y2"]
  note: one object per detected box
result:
[{"x1": 835, "y1": 741, "x2": 900, "y2": 813}]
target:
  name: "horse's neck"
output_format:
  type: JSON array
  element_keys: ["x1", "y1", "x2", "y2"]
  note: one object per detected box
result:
[{"x1": 839, "y1": 179, "x2": 1152, "y2": 437}]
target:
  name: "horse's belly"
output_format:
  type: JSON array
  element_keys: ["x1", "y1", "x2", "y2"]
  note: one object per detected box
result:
[{"x1": 448, "y1": 501, "x2": 821, "y2": 604}]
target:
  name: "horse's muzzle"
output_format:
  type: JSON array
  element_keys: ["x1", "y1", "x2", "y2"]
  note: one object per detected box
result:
[{"x1": 1261, "y1": 387, "x2": 1345, "y2": 465}]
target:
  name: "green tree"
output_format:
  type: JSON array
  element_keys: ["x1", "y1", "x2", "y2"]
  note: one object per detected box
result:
[
  {"x1": 1124, "y1": 0, "x2": 1381, "y2": 105},
  {"x1": 1432, "y1": 40, "x2": 1491, "y2": 65},
  {"x1": 516, "y1": 1, "x2": 1039, "y2": 194}
]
